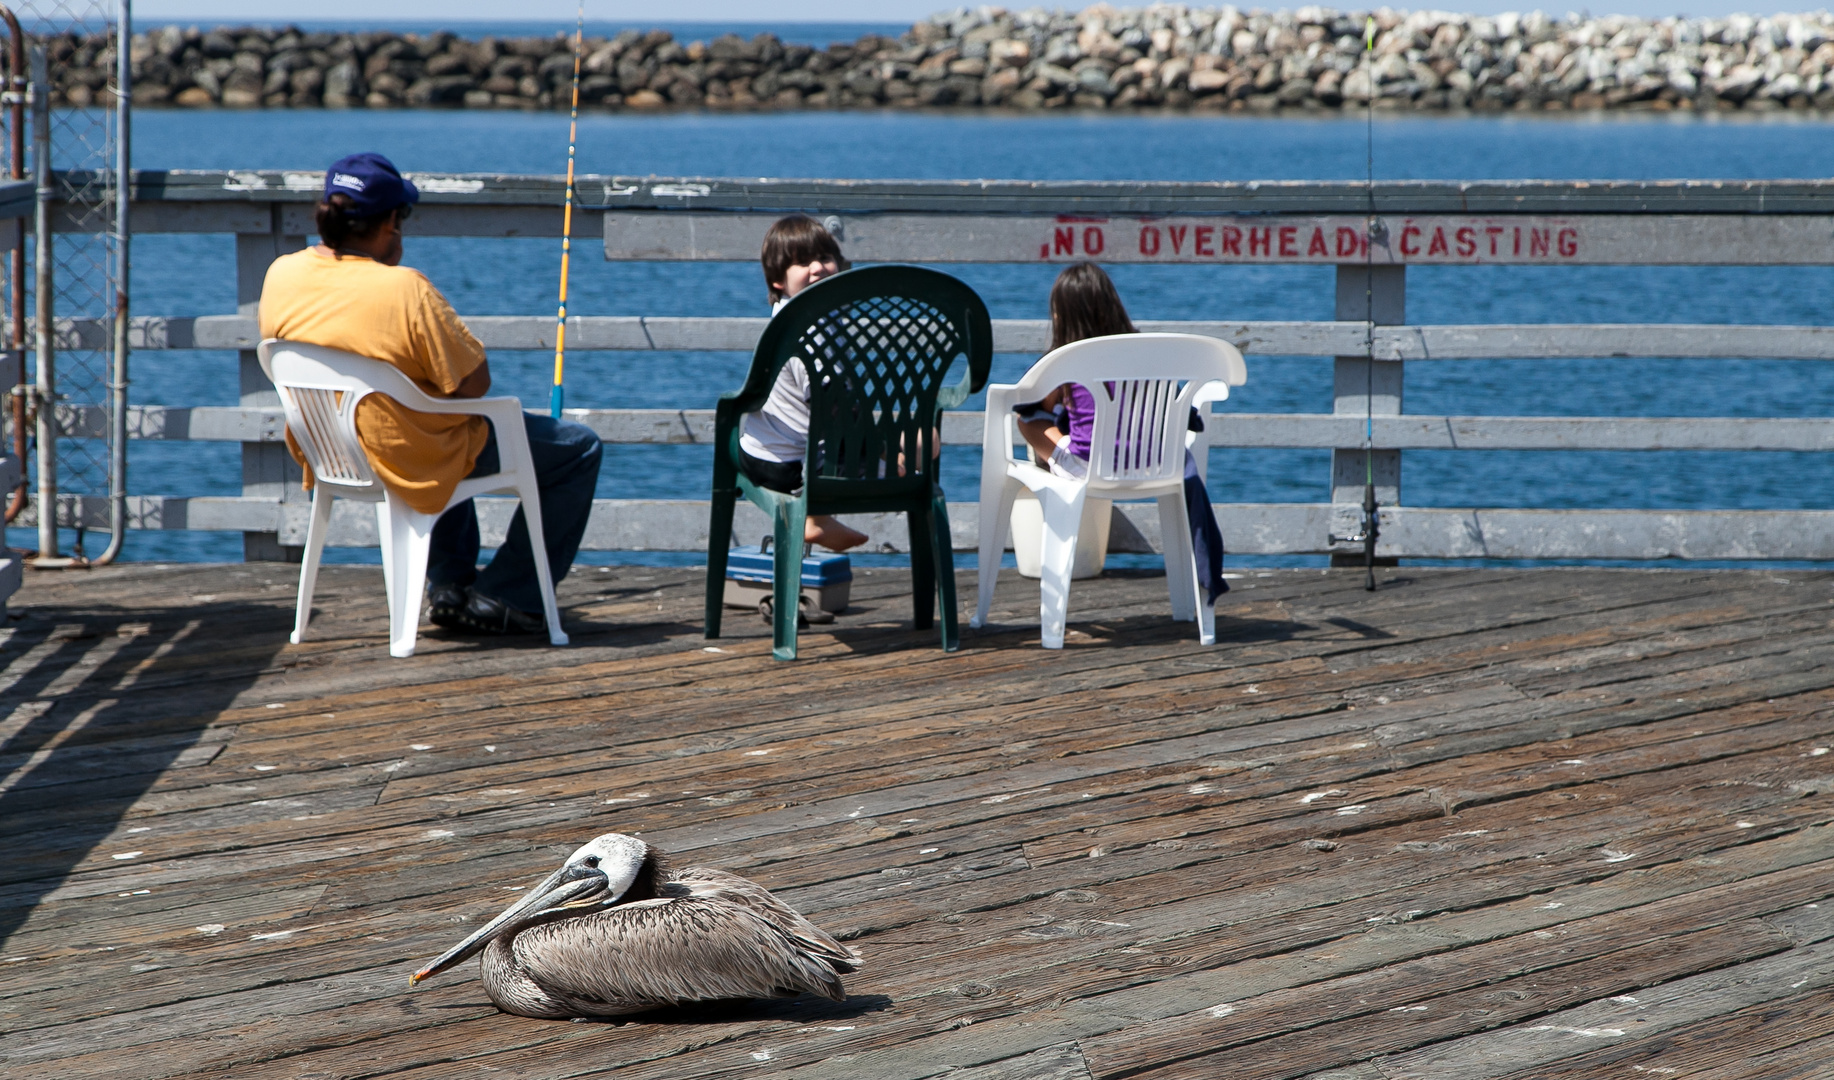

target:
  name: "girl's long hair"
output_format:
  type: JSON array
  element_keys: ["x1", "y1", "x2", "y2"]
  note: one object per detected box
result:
[{"x1": 1049, "y1": 261, "x2": 1135, "y2": 351}]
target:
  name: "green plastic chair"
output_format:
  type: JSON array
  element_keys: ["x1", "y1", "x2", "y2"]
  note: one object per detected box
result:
[{"x1": 705, "y1": 265, "x2": 993, "y2": 660}]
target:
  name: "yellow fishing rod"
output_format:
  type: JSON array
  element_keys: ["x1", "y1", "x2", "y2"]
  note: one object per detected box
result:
[
  {"x1": 551, "y1": 2, "x2": 585, "y2": 418},
  {"x1": 1361, "y1": 14, "x2": 1380, "y2": 591}
]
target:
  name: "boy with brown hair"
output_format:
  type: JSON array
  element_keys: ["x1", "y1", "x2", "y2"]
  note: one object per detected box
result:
[{"x1": 737, "y1": 215, "x2": 868, "y2": 552}]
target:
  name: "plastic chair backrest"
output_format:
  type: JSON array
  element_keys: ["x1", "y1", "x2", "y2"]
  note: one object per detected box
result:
[
  {"x1": 1012, "y1": 333, "x2": 1247, "y2": 485},
  {"x1": 739, "y1": 265, "x2": 993, "y2": 496},
  {"x1": 258, "y1": 340, "x2": 445, "y2": 494}
]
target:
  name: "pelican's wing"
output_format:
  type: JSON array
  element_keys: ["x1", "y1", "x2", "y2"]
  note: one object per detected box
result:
[
  {"x1": 676, "y1": 867, "x2": 861, "y2": 971},
  {"x1": 511, "y1": 896, "x2": 849, "y2": 1012}
]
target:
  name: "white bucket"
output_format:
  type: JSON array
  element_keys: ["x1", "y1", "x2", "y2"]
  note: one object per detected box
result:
[{"x1": 1010, "y1": 490, "x2": 1113, "y2": 580}]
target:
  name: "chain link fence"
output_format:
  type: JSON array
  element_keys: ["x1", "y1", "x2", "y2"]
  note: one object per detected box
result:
[{"x1": 10, "y1": 0, "x2": 126, "y2": 562}]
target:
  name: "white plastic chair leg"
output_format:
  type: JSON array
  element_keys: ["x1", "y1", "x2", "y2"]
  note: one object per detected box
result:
[
  {"x1": 970, "y1": 478, "x2": 1019, "y2": 629},
  {"x1": 1183, "y1": 496, "x2": 1217, "y2": 645},
  {"x1": 290, "y1": 487, "x2": 335, "y2": 645},
  {"x1": 1157, "y1": 493, "x2": 1198, "y2": 622},
  {"x1": 374, "y1": 498, "x2": 399, "y2": 621},
  {"x1": 1196, "y1": 573, "x2": 1216, "y2": 646},
  {"x1": 376, "y1": 498, "x2": 435, "y2": 658},
  {"x1": 1036, "y1": 483, "x2": 1087, "y2": 649},
  {"x1": 515, "y1": 483, "x2": 570, "y2": 647},
  {"x1": 399, "y1": 510, "x2": 436, "y2": 659}
]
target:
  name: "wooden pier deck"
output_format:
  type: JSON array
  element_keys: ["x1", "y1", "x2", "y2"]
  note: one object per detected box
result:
[{"x1": 2, "y1": 563, "x2": 1831, "y2": 1079}]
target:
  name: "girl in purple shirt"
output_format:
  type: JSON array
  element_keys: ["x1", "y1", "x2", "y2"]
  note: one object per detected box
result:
[{"x1": 1015, "y1": 262, "x2": 1229, "y2": 603}]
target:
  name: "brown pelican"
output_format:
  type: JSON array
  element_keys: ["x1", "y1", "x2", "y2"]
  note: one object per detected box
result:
[{"x1": 409, "y1": 832, "x2": 859, "y2": 1019}]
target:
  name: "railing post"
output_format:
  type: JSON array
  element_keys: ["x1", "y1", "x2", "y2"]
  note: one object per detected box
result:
[
  {"x1": 1331, "y1": 264, "x2": 1403, "y2": 567},
  {"x1": 235, "y1": 204, "x2": 305, "y2": 562}
]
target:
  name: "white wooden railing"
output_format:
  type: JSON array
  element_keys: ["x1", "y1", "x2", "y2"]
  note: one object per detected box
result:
[{"x1": 19, "y1": 172, "x2": 1834, "y2": 561}]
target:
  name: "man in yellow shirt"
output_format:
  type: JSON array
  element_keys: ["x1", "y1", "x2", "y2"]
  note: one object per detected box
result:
[{"x1": 260, "y1": 153, "x2": 602, "y2": 635}]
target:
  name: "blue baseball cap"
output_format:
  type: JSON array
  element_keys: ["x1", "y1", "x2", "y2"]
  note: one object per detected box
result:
[{"x1": 323, "y1": 152, "x2": 420, "y2": 216}]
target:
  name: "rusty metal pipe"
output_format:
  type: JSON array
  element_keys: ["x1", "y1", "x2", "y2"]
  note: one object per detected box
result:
[
  {"x1": 91, "y1": 0, "x2": 127, "y2": 565},
  {"x1": 1, "y1": 5, "x2": 26, "y2": 526},
  {"x1": 29, "y1": 43, "x2": 53, "y2": 561}
]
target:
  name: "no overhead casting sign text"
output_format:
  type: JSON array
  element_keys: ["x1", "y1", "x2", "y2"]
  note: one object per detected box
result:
[{"x1": 605, "y1": 213, "x2": 1834, "y2": 266}]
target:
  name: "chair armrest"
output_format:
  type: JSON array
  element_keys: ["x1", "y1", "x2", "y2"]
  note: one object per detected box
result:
[
  {"x1": 938, "y1": 341, "x2": 995, "y2": 410},
  {"x1": 710, "y1": 395, "x2": 749, "y2": 488},
  {"x1": 376, "y1": 390, "x2": 524, "y2": 417},
  {"x1": 1193, "y1": 380, "x2": 1231, "y2": 407},
  {"x1": 981, "y1": 384, "x2": 1021, "y2": 465},
  {"x1": 713, "y1": 395, "x2": 750, "y2": 444},
  {"x1": 982, "y1": 385, "x2": 1020, "y2": 419},
  {"x1": 937, "y1": 372, "x2": 974, "y2": 411},
  {"x1": 336, "y1": 363, "x2": 531, "y2": 427}
]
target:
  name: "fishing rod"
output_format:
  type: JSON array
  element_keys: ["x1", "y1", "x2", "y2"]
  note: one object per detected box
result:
[
  {"x1": 1359, "y1": 14, "x2": 1380, "y2": 592},
  {"x1": 550, "y1": 1, "x2": 584, "y2": 419},
  {"x1": 1324, "y1": 17, "x2": 1383, "y2": 585}
]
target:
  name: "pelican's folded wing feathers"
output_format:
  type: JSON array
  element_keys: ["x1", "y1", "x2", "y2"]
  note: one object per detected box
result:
[
  {"x1": 674, "y1": 867, "x2": 861, "y2": 971},
  {"x1": 512, "y1": 896, "x2": 847, "y2": 1012}
]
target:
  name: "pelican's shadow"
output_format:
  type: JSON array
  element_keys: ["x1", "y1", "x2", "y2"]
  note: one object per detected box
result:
[{"x1": 584, "y1": 993, "x2": 894, "y2": 1026}]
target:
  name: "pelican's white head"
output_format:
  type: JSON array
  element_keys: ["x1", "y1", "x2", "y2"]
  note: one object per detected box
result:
[
  {"x1": 409, "y1": 833, "x2": 658, "y2": 986},
  {"x1": 562, "y1": 832, "x2": 652, "y2": 903}
]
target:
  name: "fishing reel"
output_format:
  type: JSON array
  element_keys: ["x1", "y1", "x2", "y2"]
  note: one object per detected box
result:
[{"x1": 1327, "y1": 482, "x2": 1382, "y2": 592}]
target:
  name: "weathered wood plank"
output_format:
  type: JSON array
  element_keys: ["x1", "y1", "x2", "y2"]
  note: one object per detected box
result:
[
  {"x1": 4, "y1": 567, "x2": 1832, "y2": 1080},
  {"x1": 60, "y1": 314, "x2": 1834, "y2": 360},
  {"x1": 12, "y1": 575, "x2": 1770, "y2": 901},
  {"x1": 27, "y1": 493, "x2": 1834, "y2": 561},
  {"x1": 7, "y1": 571, "x2": 1807, "y2": 851},
  {"x1": 15, "y1": 796, "x2": 1823, "y2": 1077},
  {"x1": 70, "y1": 403, "x2": 1834, "y2": 453},
  {"x1": 1077, "y1": 865, "x2": 1834, "y2": 1078},
  {"x1": 764, "y1": 829, "x2": 1834, "y2": 1080},
  {"x1": 23, "y1": 678, "x2": 1810, "y2": 974},
  {"x1": 1484, "y1": 987, "x2": 1834, "y2": 1080},
  {"x1": 1119, "y1": 920, "x2": 1792, "y2": 1080},
  {"x1": 0, "y1": 568, "x2": 1804, "y2": 770},
  {"x1": 17, "y1": 693, "x2": 1819, "y2": 1056},
  {"x1": 118, "y1": 172, "x2": 1834, "y2": 216},
  {"x1": 0, "y1": 572, "x2": 1794, "y2": 847},
  {"x1": 1332, "y1": 907, "x2": 1834, "y2": 1080}
]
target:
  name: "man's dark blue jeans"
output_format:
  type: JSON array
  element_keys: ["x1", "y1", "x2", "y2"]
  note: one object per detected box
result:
[{"x1": 427, "y1": 412, "x2": 603, "y2": 614}]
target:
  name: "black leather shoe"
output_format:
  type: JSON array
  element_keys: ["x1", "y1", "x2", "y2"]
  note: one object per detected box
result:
[
  {"x1": 453, "y1": 589, "x2": 545, "y2": 636},
  {"x1": 427, "y1": 583, "x2": 469, "y2": 629}
]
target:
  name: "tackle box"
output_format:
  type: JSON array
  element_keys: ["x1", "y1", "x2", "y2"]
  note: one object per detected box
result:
[{"x1": 722, "y1": 542, "x2": 852, "y2": 614}]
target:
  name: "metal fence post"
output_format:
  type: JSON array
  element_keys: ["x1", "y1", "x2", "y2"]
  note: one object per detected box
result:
[
  {"x1": 1331, "y1": 264, "x2": 1403, "y2": 567},
  {"x1": 235, "y1": 206, "x2": 304, "y2": 562},
  {"x1": 91, "y1": 0, "x2": 131, "y2": 565},
  {"x1": 28, "y1": 42, "x2": 51, "y2": 561}
]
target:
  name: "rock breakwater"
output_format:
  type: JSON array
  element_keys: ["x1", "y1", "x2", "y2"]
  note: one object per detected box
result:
[{"x1": 45, "y1": 7, "x2": 1834, "y2": 113}]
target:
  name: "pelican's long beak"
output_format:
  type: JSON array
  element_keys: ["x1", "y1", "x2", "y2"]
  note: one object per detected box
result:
[{"x1": 410, "y1": 865, "x2": 606, "y2": 985}]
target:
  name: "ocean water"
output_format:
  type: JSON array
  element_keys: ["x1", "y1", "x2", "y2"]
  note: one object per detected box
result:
[{"x1": 17, "y1": 107, "x2": 1834, "y2": 565}]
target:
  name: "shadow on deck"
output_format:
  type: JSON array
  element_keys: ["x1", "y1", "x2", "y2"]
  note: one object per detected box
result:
[{"x1": 1, "y1": 563, "x2": 1830, "y2": 1080}]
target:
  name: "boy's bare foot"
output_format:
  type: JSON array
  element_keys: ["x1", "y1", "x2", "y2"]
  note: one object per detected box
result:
[{"x1": 806, "y1": 515, "x2": 867, "y2": 552}]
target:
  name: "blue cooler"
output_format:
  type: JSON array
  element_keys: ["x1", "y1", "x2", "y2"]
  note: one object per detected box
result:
[{"x1": 723, "y1": 542, "x2": 852, "y2": 615}]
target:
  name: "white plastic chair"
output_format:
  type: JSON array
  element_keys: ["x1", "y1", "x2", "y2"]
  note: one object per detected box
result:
[
  {"x1": 970, "y1": 333, "x2": 1247, "y2": 649},
  {"x1": 257, "y1": 339, "x2": 569, "y2": 658}
]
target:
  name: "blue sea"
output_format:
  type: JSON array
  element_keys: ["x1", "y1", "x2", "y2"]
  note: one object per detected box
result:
[{"x1": 16, "y1": 105, "x2": 1834, "y2": 566}]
